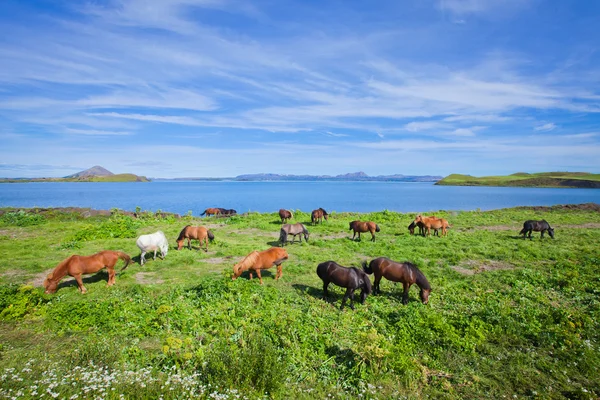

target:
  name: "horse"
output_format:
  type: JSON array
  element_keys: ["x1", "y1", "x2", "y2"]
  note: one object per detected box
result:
[
  {"x1": 218, "y1": 208, "x2": 237, "y2": 216},
  {"x1": 414, "y1": 215, "x2": 449, "y2": 237},
  {"x1": 520, "y1": 220, "x2": 554, "y2": 239},
  {"x1": 279, "y1": 223, "x2": 309, "y2": 246},
  {"x1": 44, "y1": 250, "x2": 132, "y2": 294},
  {"x1": 136, "y1": 231, "x2": 169, "y2": 265},
  {"x1": 279, "y1": 209, "x2": 293, "y2": 223},
  {"x1": 232, "y1": 247, "x2": 289, "y2": 284},
  {"x1": 176, "y1": 225, "x2": 214, "y2": 252},
  {"x1": 316, "y1": 261, "x2": 372, "y2": 310},
  {"x1": 362, "y1": 257, "x2": 431, "y2": 305},
  {"x1": 349, "y1": 220, "x2": 380, "y2": 242},
  {"x1": 200, "y1": 208, "x2": 221, "y2": 217},
  {"x1": 311, "y1": 208, "x2": 329, "y2": 224}
]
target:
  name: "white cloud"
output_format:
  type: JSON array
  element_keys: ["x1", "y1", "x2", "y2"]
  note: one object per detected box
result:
[{"x1": 534, "y1": 123, "x2": 556, "y2": 132}]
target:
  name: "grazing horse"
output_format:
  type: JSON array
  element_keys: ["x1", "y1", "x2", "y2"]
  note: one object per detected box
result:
[
  {"x1": 311, "y1": 208, "x2": 329, "y2": 224},
  {"x1": 200, "y1": 208, "x2": 221, "y2": 217},
  {"x1": 408, "y1": 221, "x2": 428, "y2": 236},
  {"x1": 363, "y1": 257, "x2": 431, "y2": 304},
  {"x1": 218, "y1": 208, "x2": 237, "y2": 216},
  {"x1": 316, "y1": 261, "x2": 372, "y2": 310},
  {"x1": 349, "y1": 220, "x2": 380, "y2": 242},
  {"x1": 279, "y1": 223, "x2": 309, "y2": 246},
  {"x1": 232, "y1": 247, "x2": 289, "y2": 284},
  {"x1": 520, "y1": 220, "x2": 555, "y2": 239},
  {"x1": 279, "y1": 209, "x2": 293, "y2": 223},
  {"x1": 136, "y1": 231, "x2": 169, "y2": 265},
  {"x1": 176, "y1": 225, "x2": 214, "y2": 252},
  {"x1": 414, "y1": 215, "x2": 449, "y2": 237},
  {"x1": 44, "y1": 250, "x2": 132, "y2": 294}
]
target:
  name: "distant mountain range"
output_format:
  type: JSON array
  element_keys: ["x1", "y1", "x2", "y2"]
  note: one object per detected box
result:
[
  {"x1": 0, "y1": 166, "x2": 149, "y2": 183},
  {"x1": 155, "y1": 172, "x2": 442, "y2": 182}
]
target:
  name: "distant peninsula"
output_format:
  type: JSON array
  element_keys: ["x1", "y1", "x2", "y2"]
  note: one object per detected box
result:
[
  {"x1": 154, "y1": 171, "x2": 442, "y2": 182},
  {"x1": 435, "y1": 172, "x2": 600, "y2": 188},
  {"x1": 0, "y1": 166, "x2": 149, "y2": 183}
]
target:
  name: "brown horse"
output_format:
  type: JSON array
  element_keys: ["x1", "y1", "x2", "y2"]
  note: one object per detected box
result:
[
  {"x1": 349, "y1": 220, "x2": 380, "y2": 242},
  {"x1": 414, "y1": 215, "x2": 449, "y2": 237},
  {"x1": 44, "y1": 250, "x2": 132, "y2": 294},
  {"x1": 176, "y1": 225, "x2": 215, "y2": 251},
  {"x1": 363, "y1": 257, "x2": 431, "y2": 304},
  {"x1": 279, "y1": 209, "x2": 293, "y2": 223},
  {"x1": 201, "y1": 208, "x2": 221, "y2": 217},
  {"x1": 232, "y1": 247, "x2": 289, "y2": 284},
  {"x1": 317, "y1": 260, "x2": 372, "y2": 310},
  {"x1": 311, "y1": 208, "x2": 329, "y2": 224}
]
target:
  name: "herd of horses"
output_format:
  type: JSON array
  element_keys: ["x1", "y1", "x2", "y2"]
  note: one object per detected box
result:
[{"x1": 42, "y1": 208, "x2": 555, "y2": 309}]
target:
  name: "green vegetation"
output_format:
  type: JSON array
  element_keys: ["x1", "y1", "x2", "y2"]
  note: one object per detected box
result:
[
  {"x1": 436, "y1": 172, "x2": 600, "y2": 188},
  {"x1": 1, "y1": 206, "x2": 599, "y2": 399},
  {"x1": 0, "y1": 173, "x2": 149, "y2": 183}
]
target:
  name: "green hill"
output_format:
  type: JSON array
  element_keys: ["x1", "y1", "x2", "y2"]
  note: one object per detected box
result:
[{"x1": 436, "y1": 172, "x2": 600, "y2": 188}]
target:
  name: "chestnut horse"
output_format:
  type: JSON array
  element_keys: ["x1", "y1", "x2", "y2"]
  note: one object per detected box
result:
[
  {"x1": 311, "y1": 208, "x2": 328, "y2": 224},
  {"x1": 201, "y1": 208, "x2": 221, "y2": 217},
  {"x1": 414, "y1": 215, "x2": 449, "y2": 237},
  {"x1": 232, "y1": 247, "x2": 289, "y2": 284},
  {"x1": 279, "y1": 209, "x2": 293, "y2": 223},
  {"x1": 317, "y1": 261, "x2": 372, "y2": 310},
  {"x1": 349, "y1": 220, "x2": 380, "y2": 242},
  {"x1": 176, "y1": 225, "x2": 215, "y2": 251},
  {"x1": 363, "y1": 257, "x2": 431, "y2": 304},
  {"x1": 44, "y1": 250, "x2": 132, "y2": 294}
]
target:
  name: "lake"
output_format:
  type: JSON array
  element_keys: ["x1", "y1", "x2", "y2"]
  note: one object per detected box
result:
[{"x1": 1, "y1": 181, "x2": 599, "y2": 216}]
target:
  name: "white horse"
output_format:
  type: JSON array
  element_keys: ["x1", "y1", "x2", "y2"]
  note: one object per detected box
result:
[{"x1": 136, "y1": 231, "x2": 169, "y2": 265}]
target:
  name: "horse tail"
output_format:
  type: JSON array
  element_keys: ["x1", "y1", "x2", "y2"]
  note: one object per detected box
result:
[
  {"x1": 117, "y1": 251, "x2": 132, "y2": 271},
  {"x1": 207, "y1": 230, "x2": 215, "y2": 241},
  {"x1": 362, "y1": 260, "x2": 373, "y2": 275},
  {"x1": 279, "y1": 229, "x2": 287, "y2": 245},
  {"x1": 375, "y1": 224, "x2": 381, "y2": 232},
  {"x1": 176, "y1": 226, "x2": 190, "y2": 242},
  {"x1": 200, "y1": 210, "x2": 206, "y2": 216}
]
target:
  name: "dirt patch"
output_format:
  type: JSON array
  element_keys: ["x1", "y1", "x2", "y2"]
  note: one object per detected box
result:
[
  {"x1": 451, "y1": 260, "x2": 515, "y2": 275},
  {"x1": 319, "y1": 232, "x2": 350, "y2": 240},
  {"x1": 203, "y1": 257, "x2": 227, "y2": 264},
  {"x1": 558, "y1": 222, "x2": 600, "y2": 229},
  {"x1": 30, "y1": 269, "x2": 55, "y2": 287},
  {"x1": 230, "y1": 228, "x2": 279, "y2": 238},
  {"x1": 135, "y1": 272, "x2": 164, "y2": 285}
]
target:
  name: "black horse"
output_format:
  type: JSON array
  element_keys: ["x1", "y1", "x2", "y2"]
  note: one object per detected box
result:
[
  {"x1": 316, "y1": 261, "x2": 372, "y2": 310},
  {"x1": 519, "y1": 220, "x2": 555, "y2": 239},
  {"x1": 218, "y1": 208, "x2": 237, "y2": 216}
]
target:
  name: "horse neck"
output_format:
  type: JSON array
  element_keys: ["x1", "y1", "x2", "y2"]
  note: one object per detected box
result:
[
  {"x1": 49, "y1": 258, "x2": 71, "y2": 282},
  {"x1": 411, "y1": 266, "x2": 431, "y2": 290}
]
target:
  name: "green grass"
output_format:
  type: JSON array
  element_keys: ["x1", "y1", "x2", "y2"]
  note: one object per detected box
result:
[
  {"x1": 436, "y1": 172, "x2": 600, "y2": 188},
  {"x1": 0, "y1": 206, "x2": 599, "y2": 399}
]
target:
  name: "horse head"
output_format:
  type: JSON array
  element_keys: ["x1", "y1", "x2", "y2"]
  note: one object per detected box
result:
[
  {"x1": 43, "y1": 273, "x2": 58, "y2": 294},
  {"x1": 548, "y1": 227, "x2": 555, "y2": 239},
  {"x1": 420, "y1": 288, "x2": 431, "y2": 304}
]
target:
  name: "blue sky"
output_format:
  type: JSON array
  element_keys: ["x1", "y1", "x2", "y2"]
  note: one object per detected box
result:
[{"x1": 0, "y1": 0, "x2": 599, "y2": 178}]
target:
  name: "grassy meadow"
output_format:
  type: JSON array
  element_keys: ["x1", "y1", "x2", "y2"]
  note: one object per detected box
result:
[
  {"x1": 0, "y1": 205, "x2": 599, "y2": 399},
  {"x1": 436, "y1": 172, "x2": 600, "y2": 188}
]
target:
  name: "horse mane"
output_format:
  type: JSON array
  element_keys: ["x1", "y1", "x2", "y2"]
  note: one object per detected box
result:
[
  {"x1": 289, "y1": 210, "x2": 294, "y2": 219},
  {"x1": 320, "y1": 208, "x2": 328, "y2": 215},
  {"x1": 301, "y1": 224, "x2": 308, "y2": 234},
  {"x1": 176, "y1": 225, "x2": 191, "y2": 241},
  {"x1": 45, "y1": 255, "x2": 74, "y2": 286},
  {"x1": 233, "y1": 251, "x2": 260, "y2": 275},
  {"x1": 407, "y1": 262, "x2": 430, "y2": 290}
]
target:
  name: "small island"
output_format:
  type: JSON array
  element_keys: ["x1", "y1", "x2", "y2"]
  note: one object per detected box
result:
[
  {"x1": 435, "y1": 172, "x2": 600, "y2": 188},
  {"x1": 0, "y1": 166, "x2": 149, "y2": 183}
]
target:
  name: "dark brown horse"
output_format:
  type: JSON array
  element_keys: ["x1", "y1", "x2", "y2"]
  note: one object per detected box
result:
[
  {"x1": 44, "y1": 250, "x2": 132, "y2": 294},
  {"x1": 520, "y1": 220, "x2": 554, "y2": 239},
  {"x1": 176, "y1": 225, "x2": 215, "y2": 252},
  {"x1": 316, "y1": 261, "x2": 372, "y2": 310},
  {"x1": 349, "y1": 220, "x2": 380, "y2": 241},
  {"x1": 363, "y1": 257, "x2": 431, "y2": 304},
  {"x1": 218, "y1": 208, "x2": 237, "y2": 216},
  {"x1": 279, "y1": 209, "x2": 293, "y2": 223},
  {"x1": 414, "y1": 215, "x2": 449, "y2": 237},
  {"x1": 201, "y1": 208, "x2": 221, "y2": 217},
  {"x1": 232, "y1": 247, "x2": 289, "y2": 284},
  {"x1": 279, "y1": 223, "x2": 309, "y2": 246},
  {"x1": 311, "y1": 208, "x2": 329, "y2": 224}
]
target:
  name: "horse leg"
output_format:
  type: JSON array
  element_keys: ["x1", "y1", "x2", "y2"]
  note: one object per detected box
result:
[
  {"x1": 374, "y1": 275, "x2": 382, "y2": 295},
  {"x1": 340, "y1": 288, "x2": 354, "y2": 310},
  {"x1": 322, "y1": 281, "x2": 329, "y2": 298},
  {"x1": 188, "y1": 238, "x2": 191, "y2": 250},
  {"x1": 541, "y1": 230, "x2": 545, "y2": 239},
  {"x1": 153, "y1": 249, "x2": 157, "y2": 261},
  {"x1": 256, "y1": 269, "x2": 263, "y2": 285},
  {"x1": 107, "y1": 267, "x2": 116, "y2": 286},
  {"x1": 352, "y1": 231, "x2": 356, "y2": 240},
  {"x1": 74, "y1": 274, "x2": 87, "y2": 294},
  {"x1": 402, "y1": 282, "x2": 410, "y2": 305},
  {"x1": 276, "y1": 264, "x2": 283, "y2": 280},
  {"x1": 204, "y1": 237, "x2": 208, "y2": 252},
  {"x1": 140, "y1": 251, "x2": 146, "y2": 265},
  {"x1": 371, "y1": 230, "x2": 375, "y2": 242}
]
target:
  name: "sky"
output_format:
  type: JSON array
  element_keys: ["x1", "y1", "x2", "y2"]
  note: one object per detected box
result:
[{"x1": 0, "y1": 0, "x2": 599, "y2": 178}]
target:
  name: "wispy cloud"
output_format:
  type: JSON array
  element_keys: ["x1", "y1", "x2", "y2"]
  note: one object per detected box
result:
[{"x1": 534, "y1": 122, "x2": 557, "y2": 132}]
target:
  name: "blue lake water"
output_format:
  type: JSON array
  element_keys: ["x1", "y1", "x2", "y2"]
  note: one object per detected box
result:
[{"x1": 1, "y1": 181, "x2": 599, "y2": 216}]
